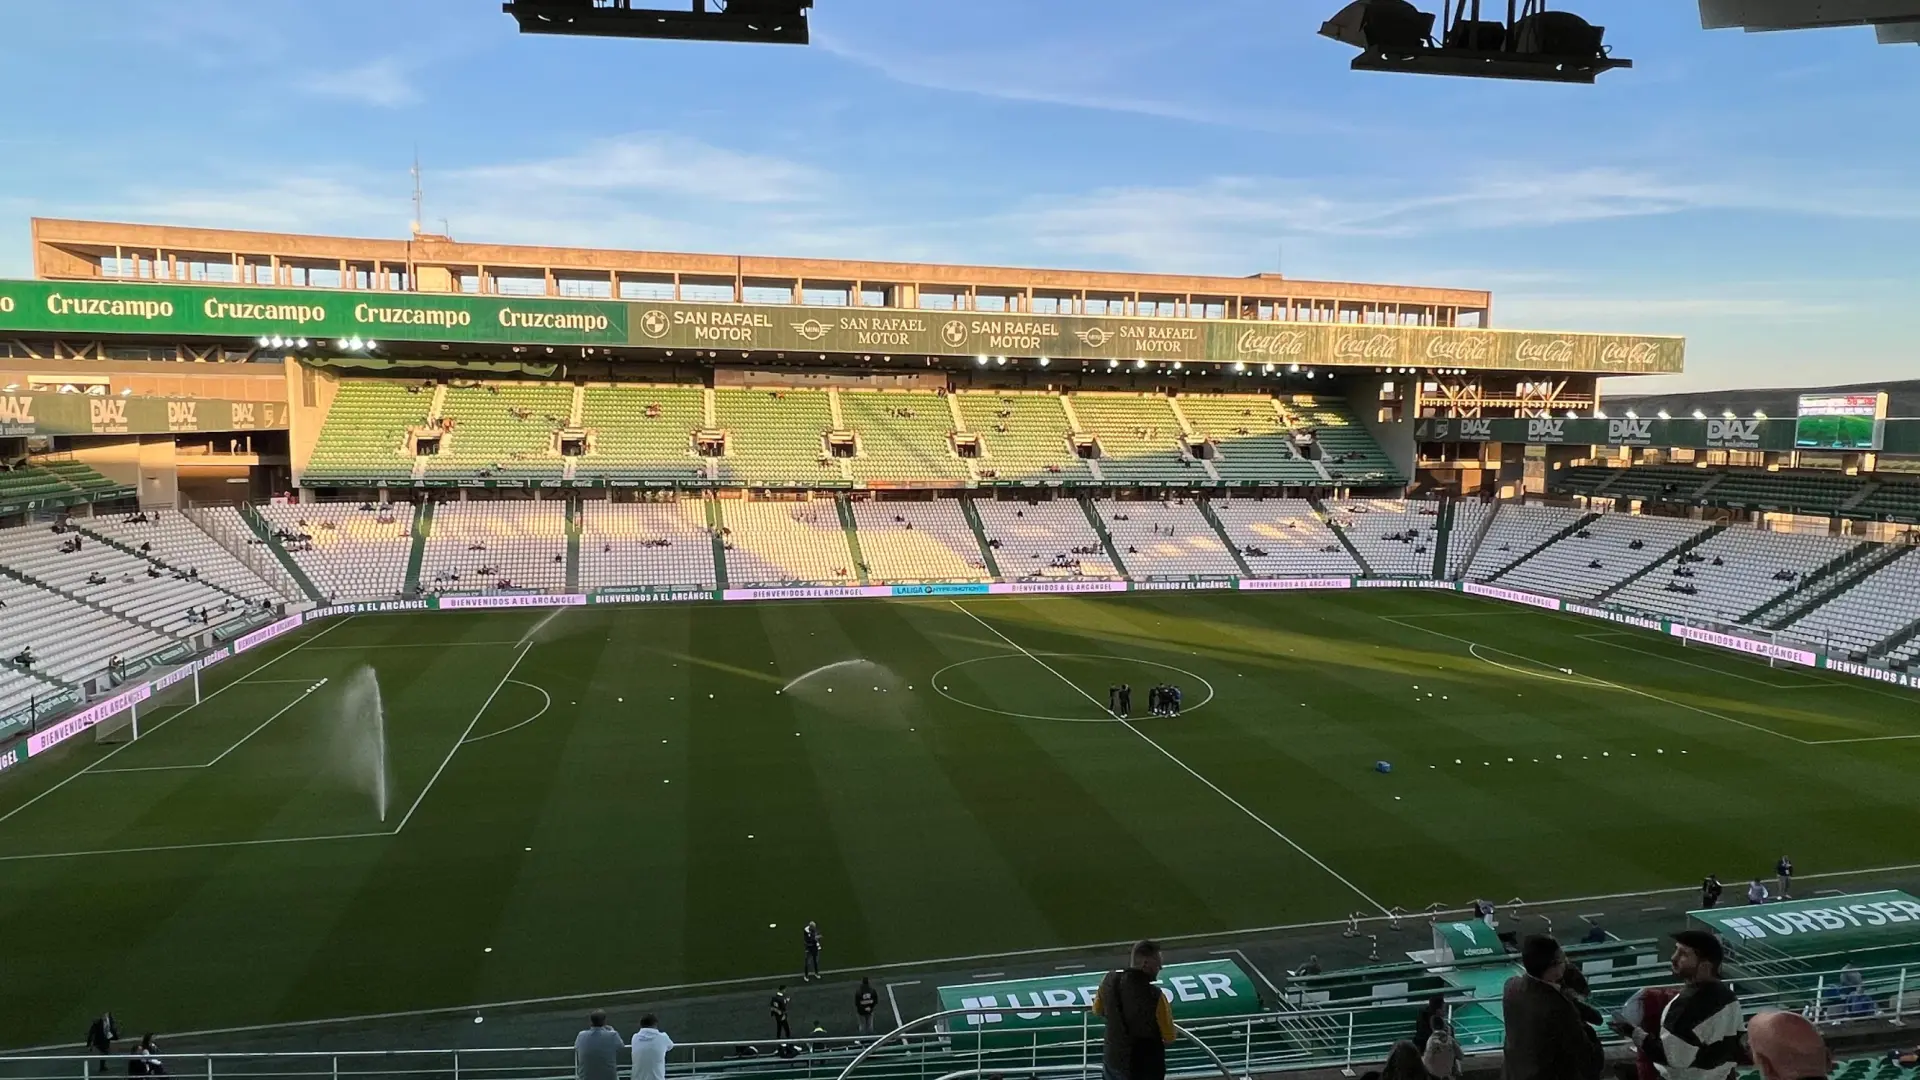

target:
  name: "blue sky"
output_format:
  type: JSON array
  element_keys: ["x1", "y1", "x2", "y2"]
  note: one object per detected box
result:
[{"x1": 0, "y1": 0, "x2": 1914, "y2": 393}]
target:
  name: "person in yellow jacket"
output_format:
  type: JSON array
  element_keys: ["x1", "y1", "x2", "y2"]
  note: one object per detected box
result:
[{"x1": 1090, "y1": 940, "x2": 1175, "y2": 1080}]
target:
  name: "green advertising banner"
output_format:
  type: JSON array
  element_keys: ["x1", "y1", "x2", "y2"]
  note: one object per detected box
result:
[
  {"x1": 1432, "y1": 919, "x2": 1505, "y2": 963},
  {"x1": 0, "y1": 279, "x2": 1683, "y2": 375},
  {"x1": 935, "y1": 959, "x2": 1260, "y2": 1046},
  {"x1": 1415, "y1": 416, "x2": 1797, "y2": 453},
  {"x1": 0, "y1": 392, "x2": 289, "y2": 437},
  {"x1": 1690, "y1": 891, "x2": 1920, "y2": 960}
]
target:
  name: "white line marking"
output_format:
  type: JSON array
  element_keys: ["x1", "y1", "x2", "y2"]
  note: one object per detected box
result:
[
  {"x1": 1212, "y1": 948, "x2": 1282, "y2": 996},
  {"x1": 516, "y1": 606, "x2": 567, "y2": 649},
  {"x1": 0, "y1": 618, "x2": 354, "y2": 826},
  {"x1": 303, "y1": 641, "x2": 521, "y2": 650},
  {"x1": 0, "y1": 828, "x2": 393, "y2": 864},
  {"x1": 948, "y1": 600, "x2": 1390, "y2": 917},
  {"x1": 391, "y1": 643, "x2": 534, "y2": 833},
  {"x1": 1055, "y1": 964, "x2": 1085, "y2": 971},
  {"x1": 1805, "y1": 733, "x2": 1920, "y2": 745},
  {"x1": 972, "y1": 972, "x2": 1006, "y2": 979},
  {"x1": 461, "y1": 680, "x2": 552, "y2": 745},
  {"x1": 884, "y1": 980, "x2": 917, "y2": 1031},
  {"x1": 1575, "y1": 633, "x2": 1824, "y2": 688},
  {"x1": 1386, "y1": 616, "x2": 1813, "y2": 745},
  {"x1": 89, "y1": 679, "x2": 329, "y2": 773}
]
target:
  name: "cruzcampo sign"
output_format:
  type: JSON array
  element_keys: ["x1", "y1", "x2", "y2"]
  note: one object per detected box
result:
[
  {"x1": 0, "y1": 280, "x2": 1684, "y2": 375},
  {"x1": 1691, "y1": 891, "x2": 1920, "y2": 960},
  {"x1": 936, "y1": 959, "x2": 1260, "y2": 1047}
]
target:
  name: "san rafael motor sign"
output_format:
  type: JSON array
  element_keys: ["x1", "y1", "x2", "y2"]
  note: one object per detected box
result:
[
  {"x1": 937, "y1": 959, "x2": 1259, "y2": 1046},
  {"x1": 1691, "y1": 891, "x2": 1920, "y2": 958}
]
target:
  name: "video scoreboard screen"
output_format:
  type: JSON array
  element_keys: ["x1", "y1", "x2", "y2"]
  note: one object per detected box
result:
[{"x1": 1795, "y1": 392, "x2": 1887, "y2": 451}]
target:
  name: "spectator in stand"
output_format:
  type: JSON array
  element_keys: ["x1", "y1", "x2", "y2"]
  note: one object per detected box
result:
[
  {"x1": 1619, "y1": 987, "x2": 1678, "y2": 1080},
  {"x1": 1377, "y1": 1040, "x2": 1426, "y2": 1080},
  {"x1": 1776, "y1": 855, "x2": 1795, "y2": 899},
  {"x1": 1701, "y1": 874, "x2": 1723, "y2": 909},
  {"x1": 573, "y1": 1010, "x2": 622, "y2": 1080},
  {"x1": 1500, "y1": 934, "x2": 1603, "y2": 1080},
  {"x1": 129, "y1": 1034, "x2": 165, "y2": 1077},
  {"x1": 1421, "y1": 1021, "x2": 1460, "y2": 1079},
  {"x1": 1748, "y1": 879, "x2": 1771, "y2": 905},
  {"x1": 1413, "y1": 995, "x2": 1445, "y2": 1049},
  {"x1": 1612, "y1": 931, "x2": 1743, "y2": 1080},
  {"x1": 629, "y1": 1014, "x2": 672, "y2": 1080},
  {"x1": 1748, "y1": 1011, "x2": 1831, "y2": 1080},
  {"x1": 1091, "y1": 940, "x2": 1175, "y2": 1080}
]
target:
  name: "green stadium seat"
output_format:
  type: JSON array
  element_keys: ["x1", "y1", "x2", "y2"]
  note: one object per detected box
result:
[
  {"x1": 576, "y1": 385, "x2": 707, "y2": 484},
  {"x1": 422, "y1": 383, "x2": 572, "y2": 481},
  {"x1": 305, "y1": 380, "x2": 431, "y2": 483},
  {"x1": 839, "y1": 391, "x2": 970, "y2": 483},
  {"x1": 714, "y1": 388, "x2": 842, "y2": 486},
  {"x1": 956, "y1": 392, "x2": 1090, "y2": 482}
]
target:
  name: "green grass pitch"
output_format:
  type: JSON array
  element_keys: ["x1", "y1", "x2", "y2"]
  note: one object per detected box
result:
[{"x1": 2, "y1": 589, "x2": 1917, "y2": 1047}]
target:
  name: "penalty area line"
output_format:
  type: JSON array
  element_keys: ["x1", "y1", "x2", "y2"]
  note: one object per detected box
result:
[
  {"x1": 945, "y1": 600, "x2": 1391, "y2": 918},
  {"x1": 391, "y1": 643, "x2": 536, "y2": 833}
]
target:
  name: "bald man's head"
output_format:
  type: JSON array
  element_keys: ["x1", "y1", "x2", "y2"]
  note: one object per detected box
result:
[{"x1": 1749, "y1": 1011, "x2": 1830, "y2": 1080}]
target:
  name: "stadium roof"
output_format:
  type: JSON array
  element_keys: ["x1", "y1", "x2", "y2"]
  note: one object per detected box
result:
[
  {"x1": 1700, "y1": 0, "x2": 1920, "y2": 46},
  {"x1": 1608, "y1": 379, "x2": 1920, "y2": 419}
]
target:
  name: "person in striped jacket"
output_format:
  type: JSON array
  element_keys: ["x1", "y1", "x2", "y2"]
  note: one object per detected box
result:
[{"x1": 1613, "y1": 930, "x2": 1744, "y2": 1080}]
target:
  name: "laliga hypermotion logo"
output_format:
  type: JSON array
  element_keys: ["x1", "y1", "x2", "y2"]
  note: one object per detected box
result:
[
  {"x1": 941, "y1": 320, "x2": 970, "y2": 348},
  {"x1": 790, "y1": 319, "x2": 831, "y2": 342},
  {"x1": 1075, "y1": 326, "x2": 1113, "y2": 349},
  {"x1": 639, "y1": 309, "x2": 671, "y2": 340}
]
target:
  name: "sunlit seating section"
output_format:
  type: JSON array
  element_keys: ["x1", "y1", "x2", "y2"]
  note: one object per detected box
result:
[
  {"x1": 1282, "y1": 397, "x2": 1401, "y2": 484},
  {"x1": 1500, "y1": 513, "x2": 1709, "y2": 601},
  {"x1": 1328, "y1": 499, "x2": 1442, "y2": 576},
  {"x1": 973, "y1": 498, "x2": 1118, "y2": 579},
  {"x1": 841, "y1": 391, "x2": 970, "y2": 483},
  {"x1": 1464, "y1": 504, "x2": 1588, "y2": 580},
  {"x1": 1788, "y1": 551, "x2": 1920, "y2": 658},
  {"x1": 1070, "y1": 395, "x2": 1195, "y2": 483},
  {"x1": 421, "y1": 501, "x2": 567, "y2": 593},
  {"x1": 716, "y1": 498, "x2": 857, "y2": 586},
  {"x1": 714, "y1": 389, "x2": 840, "y2": 486},
  {"x1": 1098, "y1": 499, "x2": 1240, "y2": 577},
  {"x1": 579, "y1": 501, "x2": 717, "y2": 590},
  {"x1": 0, "y1": 664, "x2": 59, "y2": 727},
  {"x1": 256, "y1": 503, "x2": 414, "y2": 602},
  {"x1": 0, "y1": 524, "x2": 244, "y2": 634},
  {"x1": 0, "y1": 573, "x2": 172, "y2": 685},
  {"x1": 1210, "y1": 497, "x2": 1361, "y2": 578},
  {"x1": 1611, "y1": 526, "x2": 1860, "y2": 625},
  {"x1": 81, "y1": 512, "x2": 295, "y2": 604},
  {"x1": 956, "y1": 393, "x2": 1090, "y2": 482},
  {"x1": 422, "y1": 384, "x2": 573, "y2": 480},
  {"x1": 35, "y1": 460, "x2": 123, "y2": 495},
  {"x1": 849, "y1": 499, "x2": 990, "y2": 582},
  {"x1": 305, "y1": 380, "x2": 430, "y2": 483},
  {"x1": 1177, "y1": 395, "x2": 1320, "y2": 484},
  {"x1": 1444, "y1": 499, "x2": 1494, "y2": 579},
  {"x1": 576, "y1": 385, "x2": 707, "y2": 484}
]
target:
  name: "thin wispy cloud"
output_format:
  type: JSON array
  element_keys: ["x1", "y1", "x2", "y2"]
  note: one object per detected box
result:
[{"x1": 300, "y1": 58, "x2": 421, "y2": 109}]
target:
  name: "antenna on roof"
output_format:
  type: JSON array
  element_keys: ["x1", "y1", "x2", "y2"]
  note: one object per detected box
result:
[{"x1": 410, "y1": 148, "x2": 424, "y2": 239}]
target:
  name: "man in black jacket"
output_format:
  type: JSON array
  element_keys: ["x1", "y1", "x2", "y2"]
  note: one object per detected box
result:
[
  {"x1": 1500, "y1": 935, "x2": 1603, "y2": 1080},
  {"x1": 84, "y1": 1013, "x2": 117, "y2": 1071},
  {"x1": 1614, "y1": 930, "x2": 1743, "y2": 1080},
  {"x1": 1091, "y1": 940, "x2": 1175, "y2": 1080}
]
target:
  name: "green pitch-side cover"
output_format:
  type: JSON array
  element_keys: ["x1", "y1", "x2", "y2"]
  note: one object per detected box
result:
[
  {"x1": 936, "y1": 960, "x2": 1260, "y2": 1046},
  {"x1": 1690, "y1": 891, "x2": 1920, "y2": 959}
]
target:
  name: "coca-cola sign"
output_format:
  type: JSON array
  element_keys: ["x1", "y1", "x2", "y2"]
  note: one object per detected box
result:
[
  {"x1": 1233, "y1": 328, "x2": 1309, "y2": 359},
  {"x1": 1332, "y1": 333, "x2": 1400, "y2": 361},
  {"x1": 1513, "y1": 338, "x2": 1577, "y2": 366},
  {"x1": 1425, "y1": 335, "x2": 1492, "y2": 364},
  {"x1": 1599, "y1": 340, "x2": 1661, "y2": 368}
]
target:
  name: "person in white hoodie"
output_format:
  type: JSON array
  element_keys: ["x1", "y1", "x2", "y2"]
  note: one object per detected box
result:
[{"x1": 630, "y1": 1014, "x2": 673, "y2": 1080}]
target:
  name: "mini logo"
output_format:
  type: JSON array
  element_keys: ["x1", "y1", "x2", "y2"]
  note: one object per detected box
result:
[
  {"x1": 89, "y1": 398, "x2": 127, "y2": 427},
  {"x1": 1332, "y1": 333, "x2": 1399, "y2": 361},
  {"x1": 1608, "y1": 418, "x2": 1654, "y2": 444},
  {"x1": 639, "y1": 309, "x2": 671, "y2": 340},
  {"x1": 941, "y1": 320, "x2": 970, "y2": 348},
  {"x1": 1600, "y1": 340, "x2": 1661, "y2": 368},
  {"x1": 1459, "y1": 419, "x2": 1493, "y2": 440},
  {"x1": 167, "y1": 401, "x2": 198, "y2": 429},
  {"x1": 1075, "y1": 326, "x2": 1113, "y2": 349},
  {"x1": 1527, "y1": 417, "x2": 1566, "y2": 442},
  {"x1": 1515, "y1": 338, "x2": 1577, "y2": 366},
  {"x1": 1425, "y1": 335, "x2": 1492, "y2": 364},
  {"x1": 1707, "y1": 419, "x2": 1762, "y2": 447},
  {"x1": 791, "y1": 318, "x2": 832, "y2": 342}
]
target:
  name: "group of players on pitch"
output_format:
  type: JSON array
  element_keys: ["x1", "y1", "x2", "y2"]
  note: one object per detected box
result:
[{"x1": 1106, "y1": 683, "x2": 1183, "y2": 718}]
